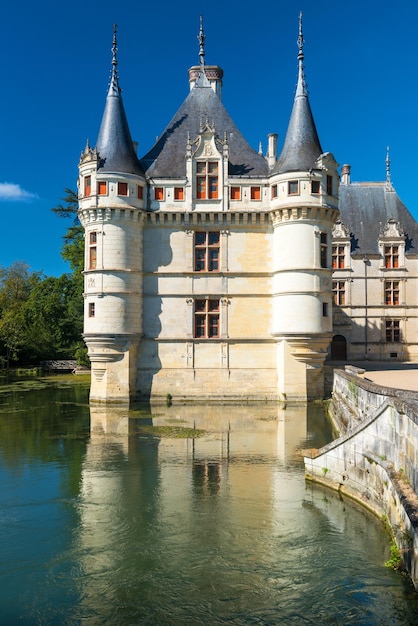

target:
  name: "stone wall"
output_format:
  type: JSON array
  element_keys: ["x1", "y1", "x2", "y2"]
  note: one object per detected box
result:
[{"x1": 304, "y1": 369, "x2": 418, "y2": 588}]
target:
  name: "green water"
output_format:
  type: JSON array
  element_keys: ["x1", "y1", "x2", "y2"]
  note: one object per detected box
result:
[{"x1": 0, "y1": 375, "x2": 417, "y2": 625}]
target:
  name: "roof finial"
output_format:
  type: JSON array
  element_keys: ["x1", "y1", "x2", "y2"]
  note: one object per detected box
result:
[
  {"x1": 198, "y1": 15, "x2": 205, "y2": 68},
  {"x1": 386, "y1": 146, "x2": 394, "y2": 191},
  {"x1": 110, "y1": 23, "x2": 121, "y2": 94},
  {"x1": 296, "y1": 11, "x2": 307, "y2": 96}
]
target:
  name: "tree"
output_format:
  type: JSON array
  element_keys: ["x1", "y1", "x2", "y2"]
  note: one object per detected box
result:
[
  {"x1": 51, "y1": 188, "x2": 84, "y2": 274},
  {"x1": 51, "y1": 188, "x2": 88, "y2": 365},
  {"x1": 0, "y1": 262, "x2": 42, "y2": 367},
  {"x1": 0, "y1": 190, "x2": 89, "y2": 368}
]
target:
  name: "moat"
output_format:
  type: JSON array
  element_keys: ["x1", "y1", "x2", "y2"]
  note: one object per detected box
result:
[{"x1": 1, "y1": 374, "x2": 418, "y2": 625}]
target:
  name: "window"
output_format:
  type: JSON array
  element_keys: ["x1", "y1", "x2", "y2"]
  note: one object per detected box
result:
[
  {"x1": 88, "y1": 302, "x2": 95, "y2": 317},
  {"x1": 174, "y1": 187, "x2": 184, "y2": 201},
  {"x1": 230, "y1": 186, "x2": 241, "y2": 200},
  {"x1": 385, "y1": 280, "x2": 400, "y2": 306},
  {"x1": 251, "y1": 186, "x2": 261, "y2": 200},
  {"x1": 138, "y1": 186, "x2": 143, "y2": 199},
  {"x1": 89, "y1": 231, "x2": 97, "y2": 269},
  {"x1": 118, "y1": 182, "x2": 128, "y2": 196},
  {"x1": 384, "y1": 245, "x2": 399, "y2": 268},
  {"x1": 196, "y1": 161, "x2": 218, "y2": 199},
  {"x1": 84, "y1": 175, "x2": 91, "y2": 197},
  {"x1": 97, "y1": 181, "x2": 107, "y2": 195},
  {"x1": 385, "y1": 320, "x2": 400, "y2": 342},
  {"x1": 332, "y1": 245, "x2": 345, "y2": 269},
  {"x1": 320, "y1": 232, "x2": 328, "y2": 268},
  {"x1": 271, "y1": 184, "x2": 278, "y2": 199},
  {"x1": 326, "y1": 175, "x2": 333, "y2": 196},
  {"x1": 311, "y1": 180, "x2": 320, "y2": 194},
  {"x1": 322, "y1": 302, "x2": 328, "y2": 317},
  {"x1": 332, "y1": 281, "x2": 346, "y2": 305},
  {"x1": 194, "y1": 299, "x2": 220, "y2": 338},
  {"x1": 153, "y1": 187, "x2": 164, "y2": 200},
  {"x1": 288, "y1": 180, "x2": 299, "y2": 195},
  {"x1": 194, "y1": 232, "x2": 220, "y2": 272}
]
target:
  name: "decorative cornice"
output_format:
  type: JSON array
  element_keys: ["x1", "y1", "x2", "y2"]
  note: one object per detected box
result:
[
  {"x1": 78, "y1": 207, "x2": 146, "y2": 225},
  {"x1": 146, "y1": 211, "x2": 271, "y2": 227},
  {"x1": 271, "y1": 205, "x2": 339, "y2": 225},
  {"x1": 379, "y1": 217, "x2": 405, "y2": 240}
]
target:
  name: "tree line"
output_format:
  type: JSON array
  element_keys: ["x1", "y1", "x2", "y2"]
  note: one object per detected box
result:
[{"x1": 0, "y1": 190, "x2": 88, "y2": 368}]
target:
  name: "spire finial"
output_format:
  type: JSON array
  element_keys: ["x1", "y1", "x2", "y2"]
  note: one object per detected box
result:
[
  {"x1": 110, "y1": 23, "x2": 120, "y2": 94},
  {"x1": 296, "y1": 11, "x2": 307, "y2": 96},
  {"x1": 198, "y1": 15, "x2": 205, "y2": 68},
  {"x1": 298, "y1": 11, "x2": 304, "y2": 60},
  {"x1": 386, "y1": 146, "x2": 394, "y2": 191}
]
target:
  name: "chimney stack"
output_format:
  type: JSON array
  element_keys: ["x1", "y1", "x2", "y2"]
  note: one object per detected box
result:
[
  {"x1": 267, "y1": 133, "x2": 278, "y2": 168},
  {"x1": 341, "y1": 164, "x2": 351, "y2": 185}
]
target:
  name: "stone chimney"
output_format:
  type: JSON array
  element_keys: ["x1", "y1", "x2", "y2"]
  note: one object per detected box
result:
[
  {"x1": 267, "y1": 133, "x2": 278, "y2": 168},
  {"x1": 188, "y1": 65, "x2": 224, "y2": 99},
  {"x1": 341, "y1": 164, "x2": 351, "y2": 185}
]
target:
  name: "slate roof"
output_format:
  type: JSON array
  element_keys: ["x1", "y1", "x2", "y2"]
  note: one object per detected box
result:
[
  {"x1": 272, "y1": 89, "x2": 322, "y2": 175},
  {"x1": 339, "y1": 184, "x2": 418, "y2": 256},
  {"x1": 272, "y1": 23, "x2": 322, "y2": 175},
  {"x1": 95, "y1": 30, "x2": 143, "y2": 177},
  {"x1": 140, "y1": 73, "x2": 269, "y2": 178},
  {"x1": 96, "y1": 83, "x2": 144, "y2": 176}
]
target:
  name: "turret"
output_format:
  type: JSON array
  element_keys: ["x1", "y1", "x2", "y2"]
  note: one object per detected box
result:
[
  {"x1": 270, "y1": 13, "x2": 339, "y2": 401},
  {"x1": 78, "y1": 25, "x2": 145, "y2": 404}
]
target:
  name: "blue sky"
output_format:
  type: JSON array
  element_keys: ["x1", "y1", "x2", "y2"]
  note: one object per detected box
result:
[{"x1": 1, "y1": 0, "x2": 417, "y2": 276}]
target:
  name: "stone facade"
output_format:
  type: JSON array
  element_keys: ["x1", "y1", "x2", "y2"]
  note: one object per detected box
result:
[
  {"x1": 78, "y1": 21, "x2": 418, "y2": 405},
  {"x1": 305, "y1": 369, "x2": 418, "y2": 588}
]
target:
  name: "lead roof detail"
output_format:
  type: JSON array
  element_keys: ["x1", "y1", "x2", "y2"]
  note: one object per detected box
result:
[
  {"x1": 95, "y1": 25, "x2": 143, "y2": 176},
  {"x1": 272, "y1": 12, "x2": 322, "y2": 175}
]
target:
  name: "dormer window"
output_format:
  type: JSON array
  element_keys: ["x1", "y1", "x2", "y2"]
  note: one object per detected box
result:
[
  {"x1": 378, "y1": 219, "x2": 406, "y2": 269},
  {"x1": 196, "y1": 161, "x2": 218, "y2": 199},
  {"x1": 332, "y1": 245, "x2": 345, "y2": 269},
  {"x1": 288, "y1": 180, "x2": 299, "y2": 195},
  {"x1": 384, "y1": 245, "x2": 399, "y2": 268}
]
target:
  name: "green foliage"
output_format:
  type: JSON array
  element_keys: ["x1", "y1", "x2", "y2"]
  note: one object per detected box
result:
[
  {"x1": 0, "y1": 188, "x2": 88, "y2": 368},
  {"x1": 51, "y1": 188, "x2": 84, "y2": 274},
  {"x1": 385, "y1": 543, "x2": 403, "y2": 570}
]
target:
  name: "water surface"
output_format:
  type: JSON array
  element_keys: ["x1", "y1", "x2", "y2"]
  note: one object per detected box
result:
[{"x1": 0, "y1": 376, "x2": 417, "y2": 625}]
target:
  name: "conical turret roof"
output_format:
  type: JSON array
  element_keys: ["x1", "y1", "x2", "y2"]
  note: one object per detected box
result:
[
  {"x1": 140, "y1": 17, "x2": 267, "y2": 178},
  {"x1": 95, "y1": 26, "x2": 143, "y2": 176},
  {"x1": 272, "y1": 14, "x2": 322, "y2": 175},
  {"x1": 140, "y1": 75, "x2": 268, "y2": 178}
]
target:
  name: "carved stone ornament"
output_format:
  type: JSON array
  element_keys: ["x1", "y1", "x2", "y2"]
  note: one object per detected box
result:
[
  {"x1": 379, "y1": 217, "x2": 405, "y2": 240},
  {"x1": 332, "y1": 219, "x2": 350, "y2": 239}
]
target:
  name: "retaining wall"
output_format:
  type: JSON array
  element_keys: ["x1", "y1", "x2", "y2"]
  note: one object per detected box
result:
[{"x1": 304, "y1": 368, "x2": 418, "y2": 587}]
